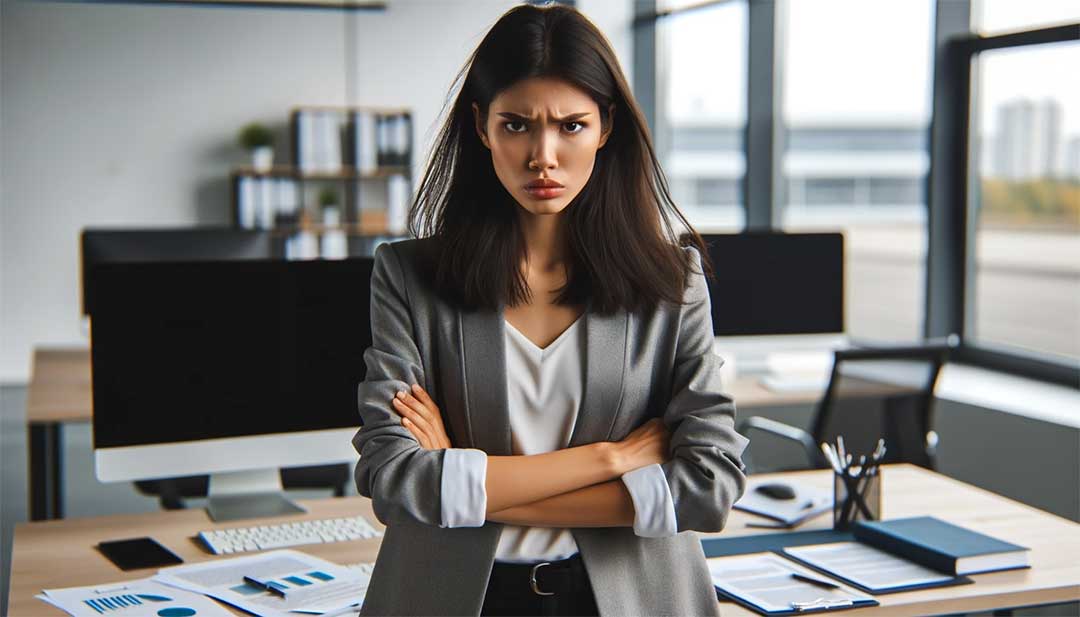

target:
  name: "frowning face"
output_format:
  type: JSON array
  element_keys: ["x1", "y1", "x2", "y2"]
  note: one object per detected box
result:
[{"x1": 473, "y1": 76, "x2": 614, "y2": 217}]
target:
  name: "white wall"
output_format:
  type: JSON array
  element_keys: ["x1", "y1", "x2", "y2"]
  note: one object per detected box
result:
[{"x1": 0, "y1": 0, "x2": 635, "y2": 383}]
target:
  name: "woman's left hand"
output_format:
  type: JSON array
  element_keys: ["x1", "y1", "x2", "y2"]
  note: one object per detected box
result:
[{"x1": 392, "y1": 384, "x2": 453, "y2": 450}]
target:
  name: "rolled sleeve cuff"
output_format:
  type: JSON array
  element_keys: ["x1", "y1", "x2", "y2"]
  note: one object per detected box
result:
[
  {"x1": 439, "y1": 448, "x2": 488, "y2": 528},
  {"x1": 621, "y1": 463, "x2": 678, "y2": 538}
]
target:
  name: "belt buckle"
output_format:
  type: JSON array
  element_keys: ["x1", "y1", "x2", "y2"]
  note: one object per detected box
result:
[{"x1": 530, "y1": 562, "x2": 555, "y2": 596}]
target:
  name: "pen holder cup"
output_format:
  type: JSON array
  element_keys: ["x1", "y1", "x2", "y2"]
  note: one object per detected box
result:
[{"x1": 832, "y1": 468, "x2": 882, "y2": 531}]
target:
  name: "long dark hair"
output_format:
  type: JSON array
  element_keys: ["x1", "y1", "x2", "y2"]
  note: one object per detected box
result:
[{"x1": 409, "y1": 2, "x2": 711, "y2": 314}]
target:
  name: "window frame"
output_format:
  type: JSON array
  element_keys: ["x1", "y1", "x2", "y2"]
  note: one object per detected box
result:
[
  {"x1": 634, "y1": 0, "x2": 1080, "y2": 387},
  {"x1": 926, "y1": 20, "x2": 1080, "y2": 387}
]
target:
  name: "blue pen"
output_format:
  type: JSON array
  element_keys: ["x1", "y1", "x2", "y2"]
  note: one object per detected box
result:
[{"x1": 244, "y1": 575, "x2": 287, "y2": 598}]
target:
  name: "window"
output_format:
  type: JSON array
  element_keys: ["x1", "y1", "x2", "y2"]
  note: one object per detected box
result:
[
  {"x1": 695, "y1": 178, "x2": 741, "y2": 206},
  {"x1": 869, "y1": 177, "x2": 922, "y2": 205},
  {"x1": 779, "y1": 0, "x2": 935, "y2": 343},
  {"x1": 656, "y1": 0, "x2": 747, "y2": 231},
  {"x1": 974, "y1": 0, "x2": 1080, "y2": 35},
  {"x1": 969, "y1": 40, "x2": 1080, "y2": 365}
]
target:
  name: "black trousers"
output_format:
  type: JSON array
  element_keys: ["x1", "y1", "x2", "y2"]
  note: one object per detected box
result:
[{"x1": 480, "y1": 553, "x2": 600, "y2": 617}]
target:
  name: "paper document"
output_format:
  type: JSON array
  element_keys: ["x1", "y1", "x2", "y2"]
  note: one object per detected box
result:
[
  {"x1": 154, "y1": 549, "x2": 369, "y2": 617},
  {"x1": 783, "y1": 542, "x2": 955, "y2": 592},
  {"x1": 734, "y1": 479, "x2": 833, "y2": 527},
  {"x1": 708, "y1": 552, "x2": 875, "y2": 614},
  {"x1": 36, "y1": 577, "x2": 231, "y2": 616}
]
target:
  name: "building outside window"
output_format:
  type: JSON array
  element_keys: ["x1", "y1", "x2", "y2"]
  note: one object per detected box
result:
[
  {"x1": 647, "y1": 0, "x2": 1078, "y2": 377},
  {"x1": 969, "y1": 24, "x2": 1080, "y2": 366}
]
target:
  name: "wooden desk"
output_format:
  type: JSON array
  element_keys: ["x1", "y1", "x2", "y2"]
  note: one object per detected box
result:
[
  {"x1": 25, "y1": 347, "x2": 822, "y2": 520},
  {"x1": 26, "y1": 347, "x2": 94, "y2": 520},
  {"x1": 9, "y1": 465, "x2": 1080, "y2": 616},
  {"x1": 8, "y1": 496, "x2": 384, "y2": 616},
  {"x1": 702, "y1": 464, "x2": 1080, "y2": 615}
]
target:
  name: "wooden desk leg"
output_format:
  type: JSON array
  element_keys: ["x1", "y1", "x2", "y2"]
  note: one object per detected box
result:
[{"x1": 28, "y1": 422, "x2": 63, "y2": 521}]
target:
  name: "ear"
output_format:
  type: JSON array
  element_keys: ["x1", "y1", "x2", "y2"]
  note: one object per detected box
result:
[
  {"x1": 472, "y1": 102, "x2": 491, "y2": 150},
  {"x1": 598, "y1": 103, "x2": 616, "y2": 149}
]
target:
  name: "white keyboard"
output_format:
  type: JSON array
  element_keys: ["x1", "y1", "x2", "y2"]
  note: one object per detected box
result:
[{"x1": 199, "y1": 515, "x2": 382, "y2": 555}]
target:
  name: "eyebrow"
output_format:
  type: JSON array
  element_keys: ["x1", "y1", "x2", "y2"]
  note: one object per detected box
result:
[{"x1": 496, "y1": 112, "x2": 592, "y2": 122}]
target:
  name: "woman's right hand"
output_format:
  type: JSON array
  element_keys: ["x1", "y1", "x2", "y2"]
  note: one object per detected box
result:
[
  {"x1": 609, "y1": 417, "x2": 671, "y2": 475},
  {"x1": 393, "y1": 383, "x2": 453, "y2": 450}
]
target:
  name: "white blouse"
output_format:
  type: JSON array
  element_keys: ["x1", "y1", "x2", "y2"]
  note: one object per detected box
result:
[{"x1": 439, "y1": 315, "x2": 678, "y2": 562}]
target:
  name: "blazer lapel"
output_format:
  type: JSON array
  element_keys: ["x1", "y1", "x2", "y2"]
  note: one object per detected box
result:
[
  {"x1": 567, "y1": 306, "x2": 628, "y2": 448},
  {"x1": 460, "y1": 305, "x2": 512, "y2": 455},
  {"x1": 459, "y1": 301, "x2": 628, "y2": 454}
]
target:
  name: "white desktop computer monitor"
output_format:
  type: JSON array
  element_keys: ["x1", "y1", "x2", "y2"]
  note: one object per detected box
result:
[
  {"x1": 698, "y1": 232, "x2": 848, "y2": 386},
  {"x1": 91, "y1": 257, "x2": 375, "y2": 521}
]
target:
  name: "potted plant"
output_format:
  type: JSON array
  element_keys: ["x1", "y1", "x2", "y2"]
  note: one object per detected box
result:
[
  {"x1": 318, "y1": 187, "x2": 341, "y2": 225},
  {"x1": 238, "y1": 123, "x2": 275, "y2": 172}
]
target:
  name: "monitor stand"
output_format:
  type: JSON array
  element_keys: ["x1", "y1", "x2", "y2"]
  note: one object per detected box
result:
[{"x1": 205, "y1": 469, "x2": 307, "y2": 522}]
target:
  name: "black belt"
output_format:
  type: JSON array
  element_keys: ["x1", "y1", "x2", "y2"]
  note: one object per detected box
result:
[{"x1": 489, "y1": 553, "x2": 588, "y2": 596}]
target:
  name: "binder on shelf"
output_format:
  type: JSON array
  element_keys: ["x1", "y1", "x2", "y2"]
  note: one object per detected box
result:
[
  {"x1": 234, "y1": 174, "x2": 300, "y2": 230},
  {"x1": 285, "y1": 230, "x2": 319, "y2": 261},
  {"x1": 273, "y1": 178, "x2": 300, "y2": 226},
  {"x1": 352, "y1": 110, "x2": 378, "y2": 174},
  {"x1": 320, "y1": 110, "x2": 343, "y2": 173},
  {"x1": 389, "y1": 112, "x2": 411, "y2": 167},
  {"x1": 387, "y1": 174, "x2": 410, "y2": 235},
  {"x1": 255, "y1": 177, "x2": 274, "y2": 230},
  {"x1": 236, "y1": 176, "x2": 257, "y2": 229},
  {"x1": 297, "y1": 111, "x2": 317, "y2": 175},
  {"x1": 296, "y1": 109, "x2": 344, "y2": 174}
]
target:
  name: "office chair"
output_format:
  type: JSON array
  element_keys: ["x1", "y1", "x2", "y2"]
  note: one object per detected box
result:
[
  {"x1": 135, "y1": 465, "x2": 351, "y2": 510},
  {"x1": 737, "y1": 345, "x2": 950, "y2": 474}
]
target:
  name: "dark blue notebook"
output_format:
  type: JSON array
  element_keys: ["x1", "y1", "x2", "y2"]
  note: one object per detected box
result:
[{"x1": 852, "y1": 516, "x2": 1031, "y2": 576}]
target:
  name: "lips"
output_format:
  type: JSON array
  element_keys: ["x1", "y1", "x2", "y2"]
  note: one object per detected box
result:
[{"x1": 525, "y1": 179, "x2": 564, "y2": 189}]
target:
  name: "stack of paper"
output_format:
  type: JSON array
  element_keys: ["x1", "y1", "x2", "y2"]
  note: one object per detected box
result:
[
  {"x1": 154, "y1": 549, "x2": 370, "y2": 617},
  {"x1": 37, "y1": 550, "x2": 370, "y2": 617},
  {"x1": 36, "y1": 578, "x2": 231, "y2": 616},
  {"x1": 783, "y1": 542, "x2": 968, "y2": 594},
  {"x1": 734, "y1": 479, "x2": 833, "y2": 527}
]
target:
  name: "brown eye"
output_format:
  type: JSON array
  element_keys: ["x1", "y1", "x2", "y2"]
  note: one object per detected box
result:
[
  {"x1": 563, "y1": 122, "x2": 584, "y2": 134},
  {"x1": 504, "y1": 121, "x2": 527, "y2": 134}
]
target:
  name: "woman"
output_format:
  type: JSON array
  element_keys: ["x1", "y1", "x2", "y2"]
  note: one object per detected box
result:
[{"x1": 352, "y1": 4, "x2": 749, "y2": 616}]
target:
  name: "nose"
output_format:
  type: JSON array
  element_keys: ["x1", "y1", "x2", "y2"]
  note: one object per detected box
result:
[{"x1": 528, "y1": 129, "x2": 558, "y2": 171}]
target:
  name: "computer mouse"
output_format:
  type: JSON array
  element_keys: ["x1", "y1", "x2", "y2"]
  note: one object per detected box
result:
[{"x1": 754, "y1": 483, "x2": 797, "y2": 500}]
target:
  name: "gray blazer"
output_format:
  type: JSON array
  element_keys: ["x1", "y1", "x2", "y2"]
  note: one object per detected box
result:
[{"x1": 353, "y1": 238, "x2": 749, "y2": 616}]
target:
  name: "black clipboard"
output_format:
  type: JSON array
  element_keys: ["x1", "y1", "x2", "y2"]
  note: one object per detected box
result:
[
  {"x1": 709, "y1": 552, "x2": 879, "y2": 616},
  {"x1": 715, "y1": 586, "x2": 878, "y2": 616}
]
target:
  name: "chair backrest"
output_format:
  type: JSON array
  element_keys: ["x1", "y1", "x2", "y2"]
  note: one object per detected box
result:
[{"x1": 812, "y1": 345, "x2": 949, "y2": 470}]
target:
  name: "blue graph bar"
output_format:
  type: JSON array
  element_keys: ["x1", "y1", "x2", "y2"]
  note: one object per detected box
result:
[{"x1": 83, "y1": 599, "x2": 104, "y2": 614}]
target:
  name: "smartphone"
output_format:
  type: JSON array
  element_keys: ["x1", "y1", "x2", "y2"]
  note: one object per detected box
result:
[{"x1": 96, "y1": 537, "x2": 183, "y2": 571}]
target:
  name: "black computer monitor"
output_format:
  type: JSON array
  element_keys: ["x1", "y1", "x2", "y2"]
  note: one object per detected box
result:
[
  {"x1": 81, "y1": 227, "x2": 274, "y2": 316},
  {"x1": 698, "y1": 232, "x2": 844, "y2": 336},
  {"x1": 90, "y1": 257, "x2": 374, "y2": 519}
]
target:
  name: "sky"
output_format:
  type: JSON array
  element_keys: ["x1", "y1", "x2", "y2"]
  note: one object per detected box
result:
[{"x1": 663, "y1": 0, "x2": 1080, "y2": 137}]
